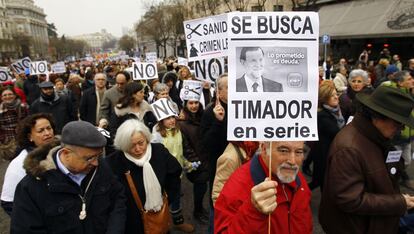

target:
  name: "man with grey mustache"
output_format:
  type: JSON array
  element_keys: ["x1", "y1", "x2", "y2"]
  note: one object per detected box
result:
[{"x1": 214, "y1": 141, "x2": 312, "y2": 234}]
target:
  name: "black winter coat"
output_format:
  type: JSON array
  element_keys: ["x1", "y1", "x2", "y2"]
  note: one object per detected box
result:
[
  {"x1": 105, "y1": 143, "x2": 182, "y2": 234},
  {"x1": 29, "y1": 94, "x2": 76, "y2": 133},
  {"x1": 199, "y1": 100, "x2": 228, "y2": 187},
  {"x1": 79, "y1": 87, "x2": 99, "y2": 125},
  {"x1": 309, "y1": 107, "x2": 342, "y2": 190},
  {"x1": 179, "y1": 117, "x2": 208, "y2": 183},
  {"x1": 11, "y1": 141, "x2": 127, "y2": 234}
]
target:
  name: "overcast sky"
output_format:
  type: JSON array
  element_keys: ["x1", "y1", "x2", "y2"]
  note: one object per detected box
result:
[{"x1": 34, "y1": 0, "x2": 152, "y2": 38}]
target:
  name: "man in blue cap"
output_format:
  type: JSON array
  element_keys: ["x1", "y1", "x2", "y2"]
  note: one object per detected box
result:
[{"x1": 11, "y1": 121, "x2": 126, "y2": 234}]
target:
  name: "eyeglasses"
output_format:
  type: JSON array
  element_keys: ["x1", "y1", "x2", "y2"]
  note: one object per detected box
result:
[
  {"x1": 2, "y1": 93, "x2": 15, "y2": 97},
  {"x1": 66, "y1": 148, "x2": 103, "y2": 163}
]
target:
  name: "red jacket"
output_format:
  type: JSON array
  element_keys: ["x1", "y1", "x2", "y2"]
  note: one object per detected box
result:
[{"x1": 214, "y1": 155, "x2": 312, "y2": 234}]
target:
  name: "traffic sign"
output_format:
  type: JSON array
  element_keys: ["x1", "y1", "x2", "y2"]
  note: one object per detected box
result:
[{"x1": 322, "y1": 34, "x2": 330, "y2": 44}]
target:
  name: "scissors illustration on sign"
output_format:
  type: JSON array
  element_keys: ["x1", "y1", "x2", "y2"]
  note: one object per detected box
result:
[
  {"x1": 186, "y1": 24, "x2": 202, "y2": 39},
  {"x1": 184, "y1": 86, "x2": 201, "y2": 95}
]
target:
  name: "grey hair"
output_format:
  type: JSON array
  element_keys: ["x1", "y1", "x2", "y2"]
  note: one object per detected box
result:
[
  {"x1": 94, "y1": 72, "x2": 107, "y2": 80},
  {"x1": 114, "y1": 119, "x2": 152, "y2": 152},
  {"x1": 394, "y1": 70, "x2": 411, "y2": 83},
  {"x1": 153, "y1": 83, "x2": 169, "y2": 95},
  {"x1": 216, "y1": 73, "x2": 228, "y2": 90},
  {"x1": 348, "y1": 69, "x2": 369, "y2": 83}
]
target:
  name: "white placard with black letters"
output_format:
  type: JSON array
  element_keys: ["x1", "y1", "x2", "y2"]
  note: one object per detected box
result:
[{"x1": 227, "y1": 12, "x2": 319, "y2": 141}]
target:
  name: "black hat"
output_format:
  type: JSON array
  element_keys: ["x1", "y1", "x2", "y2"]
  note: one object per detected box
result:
[
  {"x1": 61, "y1": 121, "x2": 107, "y2": 148},
  {"x1": 356, "y1": 86, "x2": 414, "y2": 128},
  {"x1": 38, "y1": 81, "x2": 54, "y2": 88}
]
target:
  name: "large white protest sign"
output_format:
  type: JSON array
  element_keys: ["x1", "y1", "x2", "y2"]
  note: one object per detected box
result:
[
  {"x1": 132, "y1": 62, "x2": 158, "y2": 80},
  {"x1": 30, "y1": 61, "x2": 49, "y2": 75},
  {"x1": 145, "y1": 52, "x2": 157, "y2": 63},
  {"x1": 51, "y1": 62, "x2": 66, "y2": 74},
  {"x1": 11, "y1": 57, "x2": 31, "y2": 74},
  {"x1": 184, "y1": 13, "x2": 229, "y2": 61},
  {"x1": 151, "y1": 98, "x2": 178, "y2": 121},
  {"x1": 0, "y1": 67, "x2": 11, "y2": 83},
  {"x1": 227, "y1": 12, "x2": 319, "y2": 141},
  {"x1": 194, "y1": 57, "x2": 225, "y2": 83}
]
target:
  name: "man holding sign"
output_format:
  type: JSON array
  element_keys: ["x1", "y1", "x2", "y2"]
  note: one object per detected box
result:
[{"x1": 214, "y1": 141, "x2": 312, "y2": 233}]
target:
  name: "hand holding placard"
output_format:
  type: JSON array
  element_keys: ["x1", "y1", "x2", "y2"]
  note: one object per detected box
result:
[
  {"x1": 251, "y1": 178, "x2": 278, "y2": 215},
  {"x1": 213, "y1": 96, "x2": 225, "y2": 121}
]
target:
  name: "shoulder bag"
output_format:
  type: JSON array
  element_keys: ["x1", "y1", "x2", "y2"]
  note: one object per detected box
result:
[{"x1": 124, "y1": 171, "x2": 171, "y2": 234}]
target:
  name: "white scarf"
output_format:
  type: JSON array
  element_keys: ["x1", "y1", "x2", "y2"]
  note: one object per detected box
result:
[{"x1": 124, "y1": 144, "x2": 163, "y2": 212}]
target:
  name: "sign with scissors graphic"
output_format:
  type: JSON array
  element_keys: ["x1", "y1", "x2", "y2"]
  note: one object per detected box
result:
[
  {"x1": 183, "y1": 13, "x2": 229, "y2": 61},
  {"x1": 180, "y1": 80, "x2": 203, "y2": 101}
]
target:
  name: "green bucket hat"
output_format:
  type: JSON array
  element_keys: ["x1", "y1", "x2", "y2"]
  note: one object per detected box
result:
[{"x1": 356, "y1": 86, "x2": 414, "y2": 128}]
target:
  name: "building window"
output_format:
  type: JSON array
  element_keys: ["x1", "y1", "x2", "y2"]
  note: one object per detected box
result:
[
  {"x1": 273, "y1": 5, "x2": 283, "y2": 11},
  {"x1": 251, "y1": 5, "x2": 262, "y2": 12}
]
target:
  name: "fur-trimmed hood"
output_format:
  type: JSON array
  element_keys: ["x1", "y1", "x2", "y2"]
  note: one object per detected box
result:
[
  {"x1": 114, "y1": 100, "x2": 153, "y2": 120},
  {"x1": 23, "y1": 140, "x2": 61, "y2": 178}
]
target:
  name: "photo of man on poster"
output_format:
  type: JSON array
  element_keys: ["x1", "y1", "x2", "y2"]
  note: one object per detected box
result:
[{"x1": 236, "y1": 47, "x2": 283, "y2": 92}]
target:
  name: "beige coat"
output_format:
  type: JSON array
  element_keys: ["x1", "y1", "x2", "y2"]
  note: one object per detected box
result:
[{"x1": 212, "y1": 143, "x2": 247, "y2": 206}]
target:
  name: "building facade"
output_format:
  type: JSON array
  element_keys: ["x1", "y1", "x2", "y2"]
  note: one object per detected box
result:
[
  {"x1": 0, "y1": 0, "x2": 15, "y2": 62},
  {"x1": 184, "y1": 0, "x2": 293, "y2": 20},
  {"x1": 71, "y1": 29, "x2": 116, "y2": 52},
  {"x1": 5, "y1": 0, "x2": 49, "y2": 59}
]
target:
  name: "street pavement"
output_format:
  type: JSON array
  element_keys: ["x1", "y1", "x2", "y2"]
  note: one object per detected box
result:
[{"x1": 1, "y1": 157, "x2": 413, "y2": 234}]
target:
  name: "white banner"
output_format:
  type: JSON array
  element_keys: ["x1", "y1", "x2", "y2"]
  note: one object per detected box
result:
[
  {"x1": 11, "y1": 57, "x2": 31, "y2": 74},
  {"x1": 151, "y1": 98, "x2": 178, "y2": 121},
  {"x1": 227, "y1": 12, "x2": 319, "y2": 141},
  {"x1": 194, "y1": 57, "x2": 225, "y2": 83},
  {"x1": 145, "y1": 52, "x2": 157, "y2": 63},
  {"x1": 30, "y1": 61, "x2": 49, "y2": 75},
  {"x1": 177, "y1": 57, "x2": 188, "y2": 66},
  {"x1": 184, "y1": 13, "x2": 229, "y2": 61},
  {"x1": 0, "y1": 67, "x2": 11, "y2": 83},
  {"x1": 131, "y1": 62, "x2": 158, "y2": 80},
  {"x1": 51, "y1": 62, "x2": 66, "y2": 74}
]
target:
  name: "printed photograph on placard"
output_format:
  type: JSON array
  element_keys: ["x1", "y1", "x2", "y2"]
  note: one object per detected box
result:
[{"x1": 235, "y1": 46, "x2": 307, "y2": 93}]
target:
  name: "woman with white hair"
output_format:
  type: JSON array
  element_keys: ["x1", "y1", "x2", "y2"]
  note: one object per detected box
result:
[
  {"x1": 339, "y1": 69, "x2": 373, "y2": 122},
  {"x1": 105, "y1": 119, "x2": 194, "y2": 234}
]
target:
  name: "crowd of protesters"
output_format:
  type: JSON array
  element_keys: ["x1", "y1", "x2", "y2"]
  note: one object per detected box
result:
[{"x1": 0, "y1": 49, "x2": 414, "y2": 234}]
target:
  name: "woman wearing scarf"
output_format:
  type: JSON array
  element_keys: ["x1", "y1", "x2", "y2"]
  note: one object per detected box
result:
[
  {"x1": 114, "y1": 82, "x2": 157, "y2": 134},
  {"x1": 105, "y1": 119, "x2": 193, "y2": 234},
  {"x1": 0, "y1": 85, "x2": 28, "y2": 158},
  {"x1": 212, "y1": 141, "x2": 260, "y2": 206},
  {"x1": 308, "y1": 80, "x2": 345, "y2": 191}
]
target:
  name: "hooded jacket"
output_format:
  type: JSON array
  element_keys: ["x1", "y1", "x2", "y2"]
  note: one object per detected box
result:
[
  {"x1": 11, "y1": 141, "x2": 127, "y2": 234},
  {"x1": 114, "y1": 100, "x2": 156, "y2": 132}
]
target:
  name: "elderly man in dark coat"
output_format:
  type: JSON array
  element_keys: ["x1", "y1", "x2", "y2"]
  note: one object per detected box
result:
[
  {"x1": 319, "y1": 86, "x2": 414, "y2": 234},
  {"x1": 29, "y1": 81, "x2": 77, "y2": 133},
  {"x1": 11, "y1": 121, "x2": 126, "y2": 234}
]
